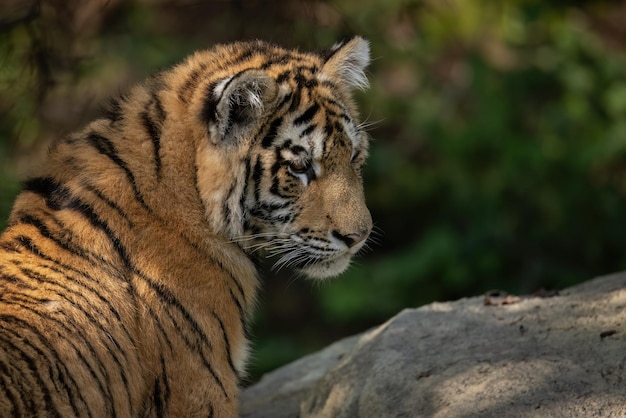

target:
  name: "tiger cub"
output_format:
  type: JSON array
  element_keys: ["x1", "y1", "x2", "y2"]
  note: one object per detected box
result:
[{"x1": 0, "y1": 37, "x2": 372, "y2": 417}]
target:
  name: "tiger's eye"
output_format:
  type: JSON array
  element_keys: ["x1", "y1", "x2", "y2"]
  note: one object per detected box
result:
[{"x1": 289, "y1": 160, "x2": 310, "y2": 174}]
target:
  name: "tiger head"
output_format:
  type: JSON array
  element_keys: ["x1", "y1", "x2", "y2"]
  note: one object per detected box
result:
[{"x1": 190, "y1": 37, "x2": 373, "y2": 279}]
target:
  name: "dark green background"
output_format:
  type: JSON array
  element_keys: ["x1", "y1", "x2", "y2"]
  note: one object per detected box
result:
[{"x1": 1, "y1": 0, "x2": 625, "y2": 383}]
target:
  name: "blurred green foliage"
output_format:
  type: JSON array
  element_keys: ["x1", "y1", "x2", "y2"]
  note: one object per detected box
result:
[{"x1": 1, "y1": 0, "x2": 626, "y2": 381}]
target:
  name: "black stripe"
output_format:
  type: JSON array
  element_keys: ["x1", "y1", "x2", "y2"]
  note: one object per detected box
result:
[
  {"x1": 141, "y1": 109, "x2": 163, "y2": 180},
  {"x1": 324, "y1": 119, "x2": 334, "y2": 136},
  {"x1": 323, "y1": 120, "x2": 335, "y2": 156},
  {"x1": 0, "y1": 241, "x2": 20, "y2": 253},
  {"x1": 252, "y1": 158, "x2": 264, "y2": 202},
  {"x1": 226, "y1": 43, "x2": 301, "y2": 69},
  {"x1": 23, "y1": 177, "x2": 71, "y2": 211},
  {"x1": 85, "y1": 132, "x2": 152, "y2": 212},
  {"x1": 19, "y1": 196, "x2": 129, "y2": 281},
  {"x1": 101, "y1": 96, "x2": 124, "y2": 123},
  {"x1": 211, "y1": 311, "x2": 237, "y2": 376},
  {"x1": 316, "y1": 93, "x2": 344, "y2": 113},
  {"x1": 296, "y1": 66, "x2": 320, "y2": 84},
  {"x1": 243, "y1": 221, "x2": 262, "y2": 236},
  {"x1": 152, "y1": 377, "x2": 165, "y2": 418},
  {"x1": 240, "y1": 157, "x2": 251, "y2": 227},
  {"x1": 153, "y1": 93, "x2": 166, "y2": 123},
  {"x1": 276, "y1": 71, "x2": 290, "y2": 84},
  {"x1": 225, "y1": 46, "x2": 258, "y2": 68},
  {"x1": 145, "y1": 278, "x2": 214, "y2": 345},
  {"x1": 333, "y1": 121, "x2": 344, "y2": 134},
  {"x1": 274, "y1": 64, "x2": 319, "y2": 80},
  {"x1": 216, "y1": 258, "x2": 247, "y2": 307},
  {"x1": 294, "y1": 103, "x2": 320, "y2": 126},
  {"x1": 294, "y1": 71, "x2": 313, "y2": 89},
  {"x1": 56, "y1": 193, "x2": 133, "y2": 270},
  {"x1": 142, "y1": 89, "x2": 167, "y2": 181},
  {"x1": 277, "y1": 91, "x2": 293, "y2": 109},
  {"x1": 16, "y1": 214, "x2": 92, "y2": 262},
  {"x1": 21, "y1": 265, "x2": 130, "y2": 351},
  {"x1": 270, "y1": 171, "x2": 294, "y2": 199},
  {"x1": 170, "y1": 233, "x2": 250, "y2": 314},
  {"x1": 0, "y1": 271, "x2": 36, "y2": 291},
  {"x1": 288, "y1": 89, "x2": 302, "y2": 112},
  {"x1": 269, "y1": 138, "x2": 291, "y2": 176},
  {"x1": 249, "y1": 207, "x2": 293, "y2": 224},
  {"x1": 178, "y1": 64, "x2": 208, "y2": 103},
  {"x1": 147, "y1": 303, "x2": 174, "y2": 352},
  {"x1": 289, "y1": 144, "x2": 306, "y2": 154},
  {"x1": 81, "y1": 181, "x2": 133, "y2": 226},
  {"x1": 200, "y1": 81, "x2": 220, "y2": 125},
  {"x1": 251, "y1": 200, "x2": 292, "y2": 213},
  {"x1": 160, "y1": 355, "x2": 171, "y2": 410},
  {"x1": 300, "y1": 124, "x2": 316, "y2": 138},
  {"x1": 270, "y1": 158, "x2": 282, "y2": 176},
  {"x1": 261, "y1": 117, "x2": 283, "y2": 148},
  {"x1": 258, "y1": 55, "x2": 288, "y2": 70},
  {"x1": 319, "y1": 39, "x2": 346, "y2": 61},
  {"x1": 228, "y1": 288, "x2": 245, "y2": 329},
  {"x1": 13, "y1": 221, "x2": 123, "y2": 289}
]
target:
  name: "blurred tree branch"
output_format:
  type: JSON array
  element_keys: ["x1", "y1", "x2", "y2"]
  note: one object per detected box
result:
[{"x1": 0, "y1": 0, "x2": 39, "y2": 31}]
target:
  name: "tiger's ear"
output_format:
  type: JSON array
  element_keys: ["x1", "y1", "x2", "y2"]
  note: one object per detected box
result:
[
  {"x1": 206, "y1": 70, "x2": 279, "y2": 145},
  {"x1": 321, "y1": 36, "x2": 370, "y2": 91}
]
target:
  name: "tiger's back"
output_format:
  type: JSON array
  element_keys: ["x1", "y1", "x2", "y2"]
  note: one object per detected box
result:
[{"x1": 0, "y1": 37, "x2": 372, "y2": 417}]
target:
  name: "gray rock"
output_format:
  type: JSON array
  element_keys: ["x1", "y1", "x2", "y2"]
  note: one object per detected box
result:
[{"x1": 241, "y1": 272, "x2": 626, "y2": 417}]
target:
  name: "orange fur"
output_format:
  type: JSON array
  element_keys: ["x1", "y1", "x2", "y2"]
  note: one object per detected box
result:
[{"x1": 0, "y1": 37, "x2": 372, "y2": 417}]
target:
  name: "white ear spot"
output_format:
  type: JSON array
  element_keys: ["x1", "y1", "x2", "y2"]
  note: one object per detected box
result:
[
  {"x1": 323, "y1": 36, "x2": 371, "y2": 91},
  {"x1": 213, "y1": 76, "x2": 234, "y2": 98}
]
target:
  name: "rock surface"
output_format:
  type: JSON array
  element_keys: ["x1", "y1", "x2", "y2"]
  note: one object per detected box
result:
[{"x1": 241, "y1": 272, "x2": 626, "y2": 417}]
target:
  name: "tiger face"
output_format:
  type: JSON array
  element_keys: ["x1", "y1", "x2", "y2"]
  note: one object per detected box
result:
[
  {"x1": 246, "y1": 86, "x2": 372, "y2": 279},
  {"x1": 198, "y1": 37, "x2": 373, "y2": 279}
]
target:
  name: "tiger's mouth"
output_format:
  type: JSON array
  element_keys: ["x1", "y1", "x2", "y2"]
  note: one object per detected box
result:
[
  {"x1": 259, "y1": 231, "x2": 367, "y2": 279},
  {"x1": 292, "y1": 252, "x2": 354, "y2": 279}
]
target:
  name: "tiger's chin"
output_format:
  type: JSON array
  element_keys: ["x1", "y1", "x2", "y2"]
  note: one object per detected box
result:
[{"x1": 297, "y1": 253, "x2": 354, "y2": 279}]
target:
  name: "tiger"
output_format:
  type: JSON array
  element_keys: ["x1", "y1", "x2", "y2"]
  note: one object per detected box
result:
[{"x1": 0, "y1": 36, "x2": 373, "y2": 417}]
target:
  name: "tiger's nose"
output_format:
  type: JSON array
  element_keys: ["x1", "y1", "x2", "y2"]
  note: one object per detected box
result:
[{"x1": 333, "y1": 230, "x2": 370, "y2": 248}]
